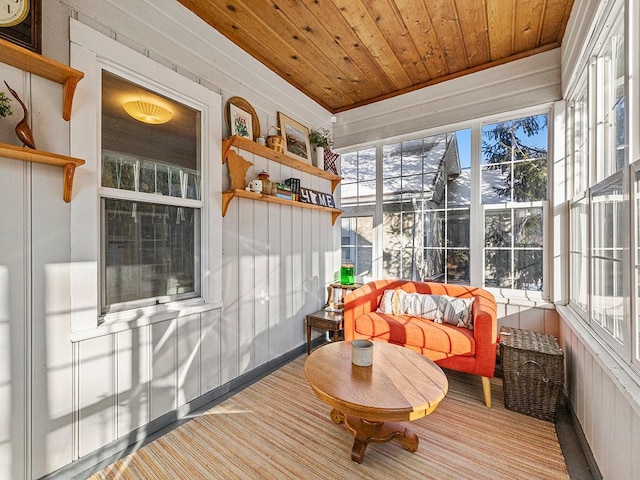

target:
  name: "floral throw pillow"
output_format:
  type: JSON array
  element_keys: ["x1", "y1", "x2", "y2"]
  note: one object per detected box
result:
[{"x1": 434, "y1": 295, "x2": 475, "y2": 330}]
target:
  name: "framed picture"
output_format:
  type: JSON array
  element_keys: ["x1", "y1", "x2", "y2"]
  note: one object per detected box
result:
[
  {"x1": 229, "y1": 103, "x2": 253, "y2": 139},
  {"x1": 0, "y1": 0, "x2": 41, "y2": 53},
  {"x1": 225, "y1": 96, "x2": 260, "y2": 140},
  {"x1": 278, "y1": 112, "x2": 311, "y2": 164}
]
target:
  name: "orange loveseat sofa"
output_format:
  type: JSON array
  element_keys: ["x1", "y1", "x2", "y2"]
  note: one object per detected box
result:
[{"x1": 343, "y1": 279, "x2": 498, "y2": 408}]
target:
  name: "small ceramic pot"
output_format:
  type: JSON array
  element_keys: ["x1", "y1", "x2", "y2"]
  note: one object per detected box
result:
[{"x1": 352, "y1": 340, "x2": 374, "y2": 367}]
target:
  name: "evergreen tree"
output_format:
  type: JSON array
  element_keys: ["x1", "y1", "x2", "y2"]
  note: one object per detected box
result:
[{"x1": 482, "y1": 115, "x2": 547, "y2": 290}]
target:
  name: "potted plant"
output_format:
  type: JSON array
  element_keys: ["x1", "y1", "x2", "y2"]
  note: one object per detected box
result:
[
  {"x1": 0, "y1": 91, "x2": 12, "y2": 118},
  {"x1": 309, "y1": 128, "x2": 333, "y2": 169}
]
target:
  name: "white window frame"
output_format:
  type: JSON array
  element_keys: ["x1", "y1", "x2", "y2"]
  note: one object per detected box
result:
[{"x1": 68, "y1": 20, "x2": 222, "y2": 339}]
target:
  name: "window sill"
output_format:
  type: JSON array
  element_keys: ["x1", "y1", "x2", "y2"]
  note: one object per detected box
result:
[
  {"x1": 487, "y1": 287, "x2": 552, "y2": 308},
  {"x1": 69, "y1": 299, "x2": 223, "y2": 342}
]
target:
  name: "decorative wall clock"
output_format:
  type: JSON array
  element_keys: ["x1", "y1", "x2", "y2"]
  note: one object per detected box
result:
[{"x1": 0, "y1": 0, "x2": 41, "y2": 53}]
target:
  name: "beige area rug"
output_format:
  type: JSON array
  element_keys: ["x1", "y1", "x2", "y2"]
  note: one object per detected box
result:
[{"x1": 90, "y1": 355, "x2": 569, "y2": 480}]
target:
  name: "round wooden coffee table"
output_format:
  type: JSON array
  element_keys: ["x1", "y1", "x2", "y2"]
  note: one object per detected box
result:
[{"x1": 304, "y1": 341, "x2": 448, "y2": 463}]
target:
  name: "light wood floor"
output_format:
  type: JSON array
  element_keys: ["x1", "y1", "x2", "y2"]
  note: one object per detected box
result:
[{"x1": 85, "y1": 353, "x2": 586, "y2": 480}]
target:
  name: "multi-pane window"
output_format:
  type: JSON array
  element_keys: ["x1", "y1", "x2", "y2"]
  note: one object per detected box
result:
[
  {"x1": 101, "y1": 70, "x2": 202, "y2": 314},
  {"x1": 340, "y1": 148, "x2": 376, "y2": 277},
  {"x1": 567, "y1": 7, "x2": 629, "y2": 355},
  {"x1": 381, "y1": 133, "x2": 470, "y2": 282},
  {"x1": 340, "y1": 118, "x2": 549, "y2": 292},
  {"x1": 482, "y1": 115, "x2": 548, "y2": 291}
]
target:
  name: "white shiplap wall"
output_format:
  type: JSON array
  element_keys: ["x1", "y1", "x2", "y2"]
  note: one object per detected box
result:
[{"x1": 0, "y1": 1, "x2": 337, "y2": 479}]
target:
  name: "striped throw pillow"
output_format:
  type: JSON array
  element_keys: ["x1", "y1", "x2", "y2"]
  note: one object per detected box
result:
[
  {"x1": 434, "y1": 295, "x2": 475, "y2": 329},
  {"x1": 377, "y1": 289, "x2": 441, "y2": 319},
  {"x1": 377, "y1": 289, "x2": 397, "y2": 314},
  {"x1": 403, "y1": 292, "x2": 440, "y2": 319}
]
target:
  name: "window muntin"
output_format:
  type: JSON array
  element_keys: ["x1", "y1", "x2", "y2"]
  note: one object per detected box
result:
[{"x1": 100, "y1": 70, "x2": 202, "y2": 314}]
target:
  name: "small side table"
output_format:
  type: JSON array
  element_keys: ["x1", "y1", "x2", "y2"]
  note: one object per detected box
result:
[
  {"x1": 326, "y1": 282, "x2": 362, "y2": 309},
  {"x1": 305, "y1": 310, "x2": 343, "y2": 354}
]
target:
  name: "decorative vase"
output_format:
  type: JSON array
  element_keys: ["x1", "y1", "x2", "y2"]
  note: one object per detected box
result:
[
  {"x1": 4, "y1": 81, "x2": 36, "y2": 149},
  {"x1": 314, "y1": 146, "x2": 324, "y2": 168}
]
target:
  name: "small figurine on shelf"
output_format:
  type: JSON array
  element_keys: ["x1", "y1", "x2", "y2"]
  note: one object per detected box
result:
[
  {"x1": 257, "y1": 170, "x2": 272, "y2": 194},
  {"x1": 4, "y1": 81, "x2": 35, "y2": 149},
  {"x1": 247, "y1": 179, "x2": 262, "y2": 193}
]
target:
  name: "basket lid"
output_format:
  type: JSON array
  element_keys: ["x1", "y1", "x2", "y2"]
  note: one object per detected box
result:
[{"x1": 499, "y1": 327, "x2": 563, "y2": 356}]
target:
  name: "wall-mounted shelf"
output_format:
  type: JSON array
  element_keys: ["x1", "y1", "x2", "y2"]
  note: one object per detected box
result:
[
  {"x1": 223, "y1": 135, "x2": 342, "y2": 193},
  {"x1": 0, "y1": 143, "x2": 85, "y2": 202},
  {"x1": 0, "y1": 38, "x2": 86, "y2": 202},
  {"x1": 222, "y1": 135, "x2": 343, "y2": 223},
  {"x1": 0, "y1": 37, "x2": 84, "y2": 121},
  {"x1": 222, "y1": 188, "x2": 342, "y2": 225}
]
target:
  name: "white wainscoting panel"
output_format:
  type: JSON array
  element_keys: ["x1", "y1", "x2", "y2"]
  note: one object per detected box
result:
[
  {"x1": 116, "y1": 326, "x2": 151, "y2": 437},
  {"x1": 560, "y1": 310, "x2": 640, "y2": 480}
]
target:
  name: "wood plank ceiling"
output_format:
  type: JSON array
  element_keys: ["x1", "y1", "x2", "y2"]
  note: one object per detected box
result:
[{"x1": 176, "y1": 0, "x2": 574, "y2": 113}]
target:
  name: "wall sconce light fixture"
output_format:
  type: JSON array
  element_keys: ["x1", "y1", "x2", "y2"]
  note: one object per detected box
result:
[{"x1": 123, "y1": 100, "x2": 172, "y2": 124}]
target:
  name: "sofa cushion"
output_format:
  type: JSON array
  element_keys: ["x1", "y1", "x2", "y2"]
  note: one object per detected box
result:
[
  {"x1": 353, "y1": 312, "x2": 475, "y2": 357},
  {"x1": 434, "y1": 295, "x2": 475, "y2": 330}
]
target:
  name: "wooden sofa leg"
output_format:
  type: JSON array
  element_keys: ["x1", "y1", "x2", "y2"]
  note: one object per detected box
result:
[{"x1": 481, "y1": 376, "x2": 492, "y2": 409}]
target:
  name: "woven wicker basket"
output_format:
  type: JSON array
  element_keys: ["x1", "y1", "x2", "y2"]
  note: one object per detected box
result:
[{"x1": 499, "y1": 327, "x2": 564, "y2": 421}]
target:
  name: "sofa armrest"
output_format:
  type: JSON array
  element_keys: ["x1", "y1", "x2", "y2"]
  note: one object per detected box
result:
[
  {"x1": 343, "y1": 279, "x2": 407, "y2": 341},
  {"x1": 470, "y1": 291, "x2": 498, "y2": 378}
]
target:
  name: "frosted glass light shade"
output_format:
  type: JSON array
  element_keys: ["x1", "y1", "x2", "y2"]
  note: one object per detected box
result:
[{"x1": 123, "y1": 100, "x2": 172, "y2": 124}]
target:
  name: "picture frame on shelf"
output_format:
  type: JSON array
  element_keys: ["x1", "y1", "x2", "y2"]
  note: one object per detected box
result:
[
  {"x1": 278, "y1": 112, "x2": 311, "y2": 164},
  {"x1": 0, "y1": 0, "x2": 41, "y2": 53},
  {"x1": 229, "y1": 103, "x2": 253, "y2": 140},
  {"x1": 224, "y1": 96, "x2": 260, "y2": 140}
]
